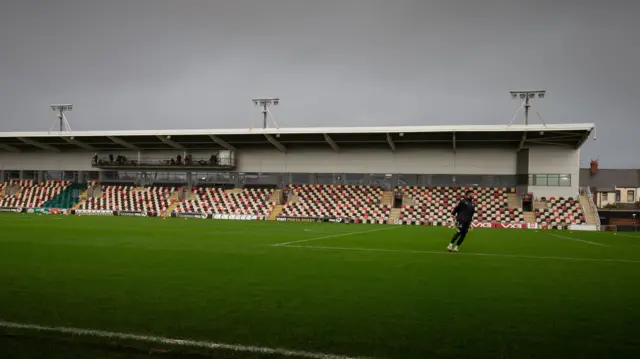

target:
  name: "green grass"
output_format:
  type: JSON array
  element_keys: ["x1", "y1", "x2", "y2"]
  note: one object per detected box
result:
[{"x1": 1, "y1": 213, "x2": 639, "y2": 358}]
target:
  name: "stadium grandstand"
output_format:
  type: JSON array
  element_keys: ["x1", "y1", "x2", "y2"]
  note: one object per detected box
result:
[{"x1": 0, "y1": 123, "x2": 598, "y2": 230}]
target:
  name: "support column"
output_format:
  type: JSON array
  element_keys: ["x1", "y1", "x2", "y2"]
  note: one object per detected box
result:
[{"x1": 187, "y1": 172, "x2": 193, "y2": 189}]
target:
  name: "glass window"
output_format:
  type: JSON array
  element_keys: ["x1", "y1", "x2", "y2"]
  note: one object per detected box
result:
[
  {"x1": 63, "y1": 171, "x2": 77, "y2": 181},
  {"x1": 528, "y1": 175, "x2": 534, "y2": 186},
  {"x1": 242, "y1": 173, "x2": 277, "y2": 185},
  {"x1": 316, "y1": 173, "x2": 338, "y2": 185},
  {"x1": 22, "y1": 171, "x2": 37, "y2": 180},
  {"x1": 369, "y1": 174, "x2": 393, "y2": 189},
  {"x1": 88, "y1": 171, "x2": 100, "y2": 180},
  {"x1": 559, "y1": 174, "x2": 571, "y2": 187},
  {"x1": 45, "y1": 171, "x2": 62, "y2": 181},
  {"x1": 547, "y1": 175, "x2": 559, "y2": 187},
  {"x1": 602, "y1": 193, "x2": 608, "y2": 201},
  {"x1": 398, "y1": 174, "x2": 419, "y2": 187},
  {"x1": 103, "y1": 171, "x2": 119, "y2": 180},
  {"x1": 344, "y1": 173, "x2": 365, "y2": 185},
  {"x1": 431, "y1": 175, "x2": 454, "y2": 186},
  {"x1": 616, "y1": 190, "x2": 621, "y2": 202},
  {"x1": 290, "y1": 173, "x2": 311, "y2": 185},
  {"x1": 534, "y1": 174, "x2": 547, "y2": 186},
  {"x1": 628, "y1": 191, "x2": 635, "y2": 203}
]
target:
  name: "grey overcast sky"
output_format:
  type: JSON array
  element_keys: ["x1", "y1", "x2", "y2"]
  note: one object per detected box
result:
[{"x1": 1, "y1": 0, "x2": 639, "y2": 167}]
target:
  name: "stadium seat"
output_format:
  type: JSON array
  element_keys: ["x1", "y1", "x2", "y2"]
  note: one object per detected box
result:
[
  {"x1": 0, "y1": 180, "x2": 71, "y2": 208},
  {"x1": 280, "y1": 184, "x2": 390, "y2": 224},
  {"x1": 535, "y1": 197, "x2": 585, "y2": 229},
  {"x1": 396, "y1": 186, "x2": 524, "y2": 226},
  {"x1": 175, "y1": 187, "x2": 275, "y2": 219},
  {"x1": 80, "y1": 185, "x2": 175, "y2": 214}
]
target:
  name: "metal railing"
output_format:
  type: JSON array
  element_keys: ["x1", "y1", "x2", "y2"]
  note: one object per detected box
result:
[
  {"x1": 91, "y1": 156, "x2": 236, "y2": 169},
  {"x1": 582, "y1": 186, "x2": 601, "y2": 231}
]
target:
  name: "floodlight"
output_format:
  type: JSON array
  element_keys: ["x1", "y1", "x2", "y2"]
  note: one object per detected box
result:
[
  {"x1": 252, "y1": 98, "x2": 280, "y2": 129},
  {"x1": 508, "y1": 90, "x2": 547, "y2": 126},
  {"x1": 49, "y1": 104, "x2": 74, "y2": 132}
]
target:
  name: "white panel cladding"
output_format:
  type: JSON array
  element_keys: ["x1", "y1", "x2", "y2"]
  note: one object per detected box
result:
[
  {"x1": 236, "y1": 148, "x2": 516, "y2": 174},
  {"x1": 528, "y1": 147, "x2": 581, "y2": 199},
  {"x1": 1, "y1": 148, "x2": 517, "y2": 175}
]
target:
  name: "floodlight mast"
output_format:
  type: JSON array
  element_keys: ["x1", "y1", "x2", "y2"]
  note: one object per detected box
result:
[
  {"x1": 252, "y1": 98, "x2": 279, "y2": 129},
  {"x1": 50, "y1": 104, "x2": 73, "y2": 132},
  {"x1": 509, "y1": 90, "x2": 545, "y2": 125}
]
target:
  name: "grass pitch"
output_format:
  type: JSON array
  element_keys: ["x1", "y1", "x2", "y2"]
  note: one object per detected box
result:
[{"x1": 0, "y1": 213, "x2": 639, "y2": 358}]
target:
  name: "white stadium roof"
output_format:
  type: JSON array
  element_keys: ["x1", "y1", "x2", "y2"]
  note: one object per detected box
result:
[{"x1": 0, "y1": 123, "x2": 595, "y2": 152}]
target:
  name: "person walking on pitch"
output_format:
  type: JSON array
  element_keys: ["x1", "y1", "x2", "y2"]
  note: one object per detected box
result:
[{"x1": 448, "y1": 190, "x2": 476, "y2": 252}]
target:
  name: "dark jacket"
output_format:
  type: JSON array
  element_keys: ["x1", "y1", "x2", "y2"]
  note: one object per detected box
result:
[{"x1": 452, "y1": 198, "x2": 475, "y2": 223}]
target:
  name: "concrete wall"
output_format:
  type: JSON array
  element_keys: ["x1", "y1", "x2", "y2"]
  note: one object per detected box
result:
[
  {"x1": 235, "y1": 148, "x2": 516, "y2": 174},
  {"x1": 528, "y1": 147, "x2": 580, "y2": 199}
]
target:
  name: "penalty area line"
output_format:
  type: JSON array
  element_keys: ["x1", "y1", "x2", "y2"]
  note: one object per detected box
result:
[
  {"x1": 0, "y1": 320, "x2": 374, "y2": 359},
  {"x1": 276, "y1": 245, "x2": 640, "y2": 264},
  {"x1": 547, "y1": 232, "x2": 609, "y2": 247},
  {"x1": 270, "y1": 226, "x2": 399, "y2": 247}
]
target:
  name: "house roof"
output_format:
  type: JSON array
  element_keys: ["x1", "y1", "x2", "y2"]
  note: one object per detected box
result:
[
  {"x1": 579, "y1": 168, "x2": 640, "y2": 191},
  {"x1": 0, "y1": 123, "x2": 594, "y2": 152}
]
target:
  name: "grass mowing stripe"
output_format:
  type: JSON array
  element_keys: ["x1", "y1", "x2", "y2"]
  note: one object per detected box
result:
[
  {"x1": 277, "y1": 244, "x2": 640, "y2": 264},
  {"x1": 0, "y1": 320, "x2": 375, "y2": 359},
  {"x1": 270, "y1": 226, "x2": 398, "y2": 246},
  {"x1": 547, "y1": 232, "x2": 608, "y2": 247}
]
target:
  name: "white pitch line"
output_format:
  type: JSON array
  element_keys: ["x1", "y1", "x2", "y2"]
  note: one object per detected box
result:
[
  {"x1": 0, "y1": 320, "x2": 374, "y2": 359},
  {"x1": 547, "y1": 232, "x2": 608, "y2": 247},
  {"x1": 271, "y1": 226, "x2": 399, "y2": 247},
  {"x1": 277, "y1": 245, "x2": 640, "y2": 264}
]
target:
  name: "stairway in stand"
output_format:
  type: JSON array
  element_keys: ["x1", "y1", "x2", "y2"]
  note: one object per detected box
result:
[
  {"x1": 523, "y1": 212, "x2": 536, "y2": 224},
  {"x1": 381, "y1": 191, "x2": 394, "y2": 207},
  {"x1": 72, "y1": 190, "x2": 88, "y2": 210},
  {"x1": 268, "y1": 205, "x2": 284, "y2": 221},
  {"x1": 579, "y1": 195, "x2": 597, "y2": 225},
  {"x1": 387, "y1": 208, "x2": 402, "y2": 224},
  {"x1": 269, "y1": 189, "x2": 281, "y2": 204},
  {"x1": 507, "y1": 193, "x2": 521, "y2": 209},
  {"x1": 162, "y1": 191, "x2": 183, "y2": 217}
]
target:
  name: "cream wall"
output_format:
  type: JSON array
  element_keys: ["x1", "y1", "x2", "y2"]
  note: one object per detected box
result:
[
  {"x1": 598, "y1": 188, "x2": 640, "y2": 207},
  {"x1": 528, "y1": 147, "x2": 580, "y2": 199},
  {"x1": 235, "y1": 148, "x2": 516, "y2": 174}
]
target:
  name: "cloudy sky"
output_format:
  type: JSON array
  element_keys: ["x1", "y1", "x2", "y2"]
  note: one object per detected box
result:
[{"x1": 1, "y1": 0, "x2": 638, "y2": 167}]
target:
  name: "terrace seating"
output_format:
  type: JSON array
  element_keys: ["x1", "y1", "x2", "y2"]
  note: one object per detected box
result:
[
  {"x1": 397, "y1": 186, "x2": 524, "y2": 225},
  {"x1": 535, "y1": 197, "x2": 585, "y2": 229},
  {"x1": 80, "y1": 185, "x2": 175, "y2": 214},
  {"x1": 280, "y1": 184, "x2": 390, "y2": 224},
  {"x1": 43, "y1": 183, "x2": 86, "y2": 209},
  {"x1": 0, "y1": 180, "x2": 71, "y2": 208},
  {"x1": 176, "y1": 187, "x2": 275, "y2": 219}
]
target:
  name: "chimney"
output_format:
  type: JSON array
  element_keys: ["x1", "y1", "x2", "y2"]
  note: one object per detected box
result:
[{"x1": 590, "y1": 160, "x2": 599, "y2": 175}]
